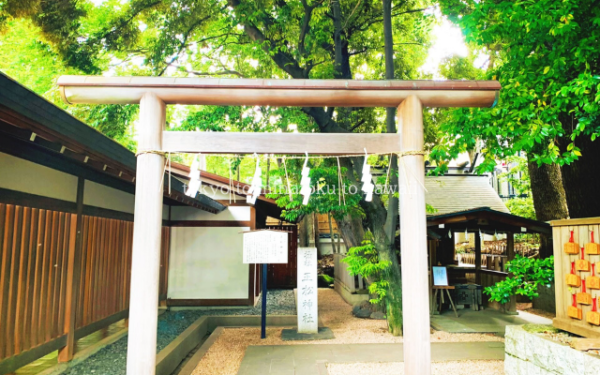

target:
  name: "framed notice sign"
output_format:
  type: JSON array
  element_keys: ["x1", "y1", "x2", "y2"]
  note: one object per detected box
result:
[
  {"x1": 432, "y1": 266, "x2": 449, "y2": 286},
  {"x1": 242, "y1": 230, "x2": 288, "y2": 264}
]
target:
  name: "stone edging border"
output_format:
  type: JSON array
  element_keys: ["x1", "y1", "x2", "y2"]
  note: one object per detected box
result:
[
  {"x1": 156, "y1": 315, "x2": 298, "y2": 375},
  {"x1": 36, "y1": 314, "x2": 297, "y2": 375}
]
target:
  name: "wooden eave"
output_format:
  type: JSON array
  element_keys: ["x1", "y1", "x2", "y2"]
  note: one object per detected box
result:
[
  {"x1": 426, "y1": 207, "x2": 551, "y2": 235},
  {"x1": 0, "y1": 73, "x2": 225, "y2": 214}
]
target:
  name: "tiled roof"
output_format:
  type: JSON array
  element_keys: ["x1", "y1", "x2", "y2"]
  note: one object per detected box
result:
[{"x1": 425, "y1": 175, "x2": 509, "y2": 215}]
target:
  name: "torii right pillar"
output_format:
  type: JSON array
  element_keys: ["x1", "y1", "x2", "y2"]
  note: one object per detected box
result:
[{"x1": 398, "y1": 95, "x2": 431, "y2": 374}]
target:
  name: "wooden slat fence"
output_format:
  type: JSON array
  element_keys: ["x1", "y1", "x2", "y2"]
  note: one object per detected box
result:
[
  {"x1": 0, "y1": 206, "x2": 74, "y2": 359},
  {"x1": 0, "y1": 203, "x2": 170, "y2": 369}
]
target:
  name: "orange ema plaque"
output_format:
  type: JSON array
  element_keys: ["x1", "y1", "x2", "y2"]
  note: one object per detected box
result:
[
  {"x1": 567, "y1": 261, "x2": 582, "y2": 287},
  {"x1": 585, "y1": 230, "x2": 600, "y2": 255},
  {"x1": 576, "y1": 247, "x2": 591, "y2": 272},
  {"x1": 587, "y1": 298, "x2": 600, "y2": 326},
  {"x1": 577, "y1": 280, "x2": 593, "y2": 305},
  {"x1": 588, "y1": 264, "x2": 600, "y2": 290},
  {"x1": 565, "y1": 230, "x2": 580, "y2": 254},
  {"x1": 568, "y1": 294, "x2": 583, "y2": 320}
]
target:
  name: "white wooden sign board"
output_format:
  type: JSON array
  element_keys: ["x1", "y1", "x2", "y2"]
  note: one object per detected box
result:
[
  {"x1": 243, "y1": 230, "x2": 288, "y2": 264},
  {"x1": 297, "y1": 247, "x2": 318, "y2": 334}
]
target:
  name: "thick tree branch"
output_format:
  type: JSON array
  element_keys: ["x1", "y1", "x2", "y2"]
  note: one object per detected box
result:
[
  {"x1": 299, "y1": 0, "x2": 315, "y2": 57},
  {"x1": 349, "y1": 119, "x2": 366, "y2": 132},
  {"x1": 227, "y1": 0, "x2": 307, "y2": 79},
  {"x1": 167, "y1": 63, "x2": 246, "y2": 78},
  {"x1": 349, "y1": 42, "x2": 424, "y2": 56},
  {"x1": 93, "y1": 0, "x2": 162, "y2": 46},
  {"x1": 158, "y1": 15, "x2": 212, "y2": 76},
  {"x1": 343, "y1": 0, "x2": 364, "y2": 30},
  {"x1": 349, "y1": 7, "x2": 429, "y2": 34}
]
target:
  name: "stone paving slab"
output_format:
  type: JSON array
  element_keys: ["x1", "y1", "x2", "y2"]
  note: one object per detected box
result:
[
  {"x1": 430, "y1": 308, "x2": 551, "y2": 335},
  {"x1": 237, "y1": 342, "x2": 505, "y2": 375},
  {"x1": 281, "y1": 327, "x2": 334, "y2": 341}
]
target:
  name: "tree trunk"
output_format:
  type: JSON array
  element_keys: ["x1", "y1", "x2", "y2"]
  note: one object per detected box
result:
[
  {"x1": 299, "y1": 215, "x2": 309, "y2": 247},
  {"x1": 312, "y1": 212, "x2": 320, "y2": 255},
  {"x1": 328, "y1": 213, "x2": 338, "y2": 254},
  {"x1": 527, "y1": 152, "x2": 569, "y2": 259},
  {"x1": 381, "y1": 0, "x2": 402, "y2": 334},
  {"x1": 527, "y1": 154, "x2": 569, "y2": 221},
  {"x1": 558, "y1": 134, "x2": 600, "y2": 218},
  {"x1": 383, "y1": 0, "x2": 399, "y2": 242}
]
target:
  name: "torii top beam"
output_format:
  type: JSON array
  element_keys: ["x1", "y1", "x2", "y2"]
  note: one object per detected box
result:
[{"x1": 58, "y1": 76, "x2": 500, "y2": 108}]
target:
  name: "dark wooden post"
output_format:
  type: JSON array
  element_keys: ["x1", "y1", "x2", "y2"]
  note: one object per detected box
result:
[
  {"x1": 58, "y1": 177, "x2": 85, "y2": 362},
  {"x1": 475, "y1": 231, "x2": 482, "y2": 285},
  {"x1": 439, "y1": 232, "x2": 454, "y2": 265},
  {"x1": 506, "y1": 232, "x2": 517, "y2": 313},
  {"x1": 507, "y1": 232, "x2": 515, "y2": 261}
]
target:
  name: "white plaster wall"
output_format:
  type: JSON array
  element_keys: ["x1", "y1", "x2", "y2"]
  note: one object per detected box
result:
[
  {"x1": 319, "y1": 238, "x2": 347, "y2": 255},
  {"x1": 197, "y1": 184, "x2": 242, "y2": 200},
  {"x1": 171, "y1": 205, "x2": 251, "y2": 221},
  {"x1": 0, "y1": 152, "x2": 78, "y2": 202},
  {"x1": 168, "y1": 227, "x2": 250, "y2": 299},
  {"x1": 83, "y1": 180, "x2": 135, "y2": 214}
]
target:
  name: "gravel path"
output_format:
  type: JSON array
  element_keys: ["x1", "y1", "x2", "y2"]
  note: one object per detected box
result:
[
  {"x1": 192, "y1": 289, "x2": 503, "y2": 375},
  {"x1": 62, "y1": 290, "x2": 295, "y2": 375}
]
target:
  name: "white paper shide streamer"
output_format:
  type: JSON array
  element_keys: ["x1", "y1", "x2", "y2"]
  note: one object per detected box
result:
[
  {"x1": 361, "y1": 152, "x2": 375, "y2": 202},
  {"x1": 185, "y1": 156, "x2": 201, "y2": 197},
  {"x1": 300, "y1": 153, "x2": 311, "y2": 205},
  {"x1": 247, "y1": 154, "x2": 262, "y2": 204}
]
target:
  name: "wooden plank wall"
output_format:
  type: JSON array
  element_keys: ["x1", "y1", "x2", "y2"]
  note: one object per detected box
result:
[
  {"x1": 0, "y1": 203, "x2": 171, "y2": 363},
  {"x1": 0, "y1": 204, "x2": 74, "y2": 360},
  {"x1": 552, "y1": 218, "x2": 600, "y2": 338},
  {"x1": 316, "y1": 213, "x2": 339, "y2": 235},
  {"x1": 74, "y1": 216, "x2": 132, "y2": 329}
]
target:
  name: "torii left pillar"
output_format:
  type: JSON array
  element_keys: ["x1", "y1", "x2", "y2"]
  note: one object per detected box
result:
[{"x1": 126, "y1": 92, "x2": 166, "y2": 374}]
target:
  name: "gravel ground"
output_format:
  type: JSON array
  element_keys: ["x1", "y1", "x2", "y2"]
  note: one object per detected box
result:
[
  {"x1": 62, "y1": 290, "x2": 295, "y2": 375},
  {"x1": 192, "y1": 289, "x2": 503, "y2": 375},
  {"x1": 517, "y1": 302, "x2": 556, "y2": 320},
  {"x1": 327, "y1": 361, "x2": 504, "y2": 375}
]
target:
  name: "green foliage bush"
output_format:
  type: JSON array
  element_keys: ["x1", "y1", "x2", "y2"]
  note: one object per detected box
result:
[
  {"x1": 484, "y1": 255, "x2": 554, "y2": 305},
  {"x1": 319, "y1": 274, "x2": 334, "y2": 284},
  {"x1": 341, "y1": 232, "x2": 391, "y2": 305},
  {"x1": 505, "y1": 196, "x2": 536, "y2": 220}
]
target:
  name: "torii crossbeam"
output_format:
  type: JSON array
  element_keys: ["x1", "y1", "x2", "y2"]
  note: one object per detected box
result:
[{"x1": 58, "y1": 76, "x2": 500, "y2": 375}]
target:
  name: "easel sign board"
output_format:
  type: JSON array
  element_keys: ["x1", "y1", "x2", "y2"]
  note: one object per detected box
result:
[
  {"x1": 243, "y1": 230, "x2": 288, "y2": 264},
  {"x1": 432, "y1": 266, "x2": 449, "y2": 286}
]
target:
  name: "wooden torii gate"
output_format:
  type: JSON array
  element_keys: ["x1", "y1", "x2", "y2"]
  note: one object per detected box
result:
[{"x1": 58, "y1": 77, "x2": 500, "y2": 375}]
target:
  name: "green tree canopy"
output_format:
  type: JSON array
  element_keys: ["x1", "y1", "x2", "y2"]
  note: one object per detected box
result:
[{"x1": 433, "y1": 0, "x2": 600, "y2": 217}]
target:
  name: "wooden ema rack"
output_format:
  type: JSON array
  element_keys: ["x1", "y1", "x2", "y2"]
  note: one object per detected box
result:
[{"x1": 552, "y1": 219, "x2": 600, "y2": 338}]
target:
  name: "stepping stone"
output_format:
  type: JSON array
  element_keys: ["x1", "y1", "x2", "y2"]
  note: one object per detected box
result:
[
  {"x1": 352, "y1": 306, "x2": 372, "y2": 318},
  {"x1": 280, "y1": 327, "x2": 334, "y2": 341},
  {"x1": 370, "y1": 311, "x2": 386, "y2": 320}
]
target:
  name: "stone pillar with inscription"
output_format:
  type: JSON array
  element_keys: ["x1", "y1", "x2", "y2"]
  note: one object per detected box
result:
[{"x1": 297, "y1": 247, "x2": 318, "y2": 334}]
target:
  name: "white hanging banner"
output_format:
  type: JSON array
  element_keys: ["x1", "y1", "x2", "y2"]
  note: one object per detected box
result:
[
  {"x1": 242, "y1": 230, "x2": 288, "y2": 264},
  {"x1": 297, "y1": 247, "x2": 318, "y2": 334}
]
